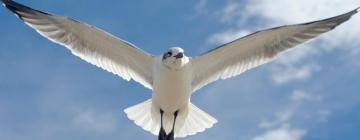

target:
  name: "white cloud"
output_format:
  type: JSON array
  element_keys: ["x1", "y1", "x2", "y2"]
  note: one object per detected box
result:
[
  {"x1": 317, "y1": 110, "x2": 332, "y2": 122},
  {"x1": 253, "y1": 128, "x2": 306, "y2": 140},
  {"x1": 207, "y1": 30, "x2": 251, "y2": 45},
  {"x1": 259, "y1": 90, "x2": 316, "y2": 128},
  {"x1": 254, "y1": 90, "x2": 330, "y2": 140},
  {"x1": 270, "y1": 63, "x2": 321, "y2": 85},
  {"x1": 291, "y1": 90, "x2": 315, "y2": 102},
  {"x1": 255, "y1": 90, "x2": 320, "y2": 140},
  {"x1": 193, "y1": 0, "x2": 208, "y2": 17},
  {"x1": 246, "y1": 0, "x2": 359, "y2": 23},
  {"x1": 72, "y1": 108, "x2": 118, "y2": 133},
  {"x1": 216, "y1": 2, "x2": 241, "y2": 24},
  {"x1": 246, "y1": 0, "x2": 360, "y2": 49}
]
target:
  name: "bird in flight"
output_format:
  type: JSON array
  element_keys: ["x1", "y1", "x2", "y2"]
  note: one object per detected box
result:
[{"x1": 2, "y1": 0, "x2": 358, "y2": 139}]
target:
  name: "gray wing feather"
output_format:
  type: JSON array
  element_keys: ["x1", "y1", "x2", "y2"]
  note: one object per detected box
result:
[
  {"x1": 191, "y1": 8, "x2": 359, "y2": 92},
  {"x1": 2, "y1": 0, "x2": 154, "y2": 89}
]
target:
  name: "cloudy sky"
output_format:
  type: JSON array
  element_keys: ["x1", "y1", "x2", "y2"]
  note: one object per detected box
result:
[{"x1": 1, "y1": 0, "x2": 360, "y2": 140}]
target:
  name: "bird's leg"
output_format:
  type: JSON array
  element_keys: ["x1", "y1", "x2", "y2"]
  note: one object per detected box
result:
[
  {"x1": 158, "y1": 109, "x2": 167, "y2": 140},
  {"x1": 166, "y1": 110, "x2": 179, "y2": 140}
]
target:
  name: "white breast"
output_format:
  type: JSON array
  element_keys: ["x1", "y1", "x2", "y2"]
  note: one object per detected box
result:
[{"x1": 152, "y1": 57, "x2": 192, "y2": 112}]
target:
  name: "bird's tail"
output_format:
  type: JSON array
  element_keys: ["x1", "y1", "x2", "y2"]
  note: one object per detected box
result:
[
  {"x1": 174, "y1": 102, "x2": 218, "y2": 137},
  {"x1": 124, "y1": 99, "x2": 217, "y2": 138}
]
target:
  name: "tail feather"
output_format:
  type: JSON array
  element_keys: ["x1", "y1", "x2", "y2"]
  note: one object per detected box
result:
[
  {"x1": 124, "y1": 99, "x2": 159, "y2": 135},
  {"x1": 124, "y1": 99, "x2": 217, "y2": 138},
  {"x1": 175, "y1": 103, "x2": 217, "y2": 137}
]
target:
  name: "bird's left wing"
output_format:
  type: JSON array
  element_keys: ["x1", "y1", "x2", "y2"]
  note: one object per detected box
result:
[
  {"x1": 191, "y1": 8, "x2": 358, "y2": 92},
  {"x1": 2, "y1": 0, "x2": 154, "y2": 89}
]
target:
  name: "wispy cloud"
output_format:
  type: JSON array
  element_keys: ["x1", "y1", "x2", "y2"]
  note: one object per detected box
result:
[
  {"x1": 72, "y1": 108, "x2": 118, "y2": 133},
  {"x1": 259, "y1": 90, "x2": 321, "y2": 128},
  {"x1": 192, "y1": 0, "x2": 208, "y2": 18},
  {"x1": 215, "y1": 2, "x2": 241, "y2": 24},
  {"x1": 253, "y1": 128, "x2": 306, "y2": 140},
  {"x1": 255, "y1": 90, "x2": 322, "y2": 140},
  {"x1": 207, "y1": 30, "x2": 250, "y2": 45},
  {"x1": 270, "y1": 63, "x2": 322, "y2": 85}
]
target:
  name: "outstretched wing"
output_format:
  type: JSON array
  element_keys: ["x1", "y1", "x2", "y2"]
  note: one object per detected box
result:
[
  {"x1": 191, "y1": 8, "x2": 358, "y2": 92},
  {"x1": 2, "y1": 0, "x2": 154, "y2": 89}
]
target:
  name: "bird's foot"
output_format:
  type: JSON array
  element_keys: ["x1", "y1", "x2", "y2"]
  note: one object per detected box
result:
[
  {"x1": 158, "y1": 127, "x2": 167, "y2": 140},
  {"x1": 166, "y1": 131, "x2": 175, "y2": 140},
  {"x1": 158, "y1": 110, "x2": 179, "y2": 140}
]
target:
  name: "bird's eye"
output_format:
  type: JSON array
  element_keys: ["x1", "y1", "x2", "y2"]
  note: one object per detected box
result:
[{"x1": 167, "y1": 52, "x2": 172, "y2": 56}]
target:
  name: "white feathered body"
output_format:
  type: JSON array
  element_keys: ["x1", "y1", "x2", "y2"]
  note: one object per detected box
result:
[
  {"x1": 125, "y1": 56, "x2": 217, "y2": 137},
  {"x1": 152, "y1": 57, "x2": 192, "y2": 112}
]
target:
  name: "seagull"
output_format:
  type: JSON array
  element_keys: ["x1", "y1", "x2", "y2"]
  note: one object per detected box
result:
[{"x1": 2, "y1": 0, "x2": 358, "y2": 139}]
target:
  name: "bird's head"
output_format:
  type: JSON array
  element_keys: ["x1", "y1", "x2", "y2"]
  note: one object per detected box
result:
[{"x1": 162, "y1": 47, "x2": 188, "y2": 69}]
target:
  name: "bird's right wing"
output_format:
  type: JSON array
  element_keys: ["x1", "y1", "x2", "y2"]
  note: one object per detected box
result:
[
  {"x1": 2, "y1": 0, "x2": 155, "y2": 89},
  {"x1": 191, "y1": 8, "x2": 359, "y2": 92}
]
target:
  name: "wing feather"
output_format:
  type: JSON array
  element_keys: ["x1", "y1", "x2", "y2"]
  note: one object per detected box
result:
[
  {"x1": 3, "y1": 0, "x2": 154, "y2": 89},
  {"x1": 191, "y1": 8, "x2": 358, "y2": 92}
]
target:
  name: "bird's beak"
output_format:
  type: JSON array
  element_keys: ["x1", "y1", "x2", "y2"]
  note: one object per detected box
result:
[{"x1": 174, "y1": 53, "x2": 184, "y2": 59}]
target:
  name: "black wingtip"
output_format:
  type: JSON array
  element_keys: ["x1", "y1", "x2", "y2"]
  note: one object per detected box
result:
[
  {"x1": 2, "y1": 0, "x2": 52, "y2": 20},
  {"x1": 347, "y1": 7, "x2": 359, "y2": 16},
  {"x1": 2, "y1": 0, "x2": 10, "y2": 3},
  {"x1": 351, "y1": 7, "x2": 359, "y2": 14},
  {"x1": 340, "y1": 7, "x2": 359, "y2": 18},
  {"x1": 2, "y1": 0, "x2": 18, "y2": 9},
  {"x1": 2, "y1": 0, "x2": 21, "y2": 18},
  {"x1": 2, "y1": 0, "x2": 23, "y2": 12},
  {"x1": 341, "y1": 7, "x2": 359, "y2": 22},
  {"x1": 2, "y1": 0, "x2": 27, "y2": 19},
  {"x1": 2, "y1": 0, "x2": 10, "y2": 8}
]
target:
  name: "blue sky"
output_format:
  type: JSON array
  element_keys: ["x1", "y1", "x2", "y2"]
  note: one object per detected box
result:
[{"x1": 1, "y1": 0, "x2": 360, "y2": 140}]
